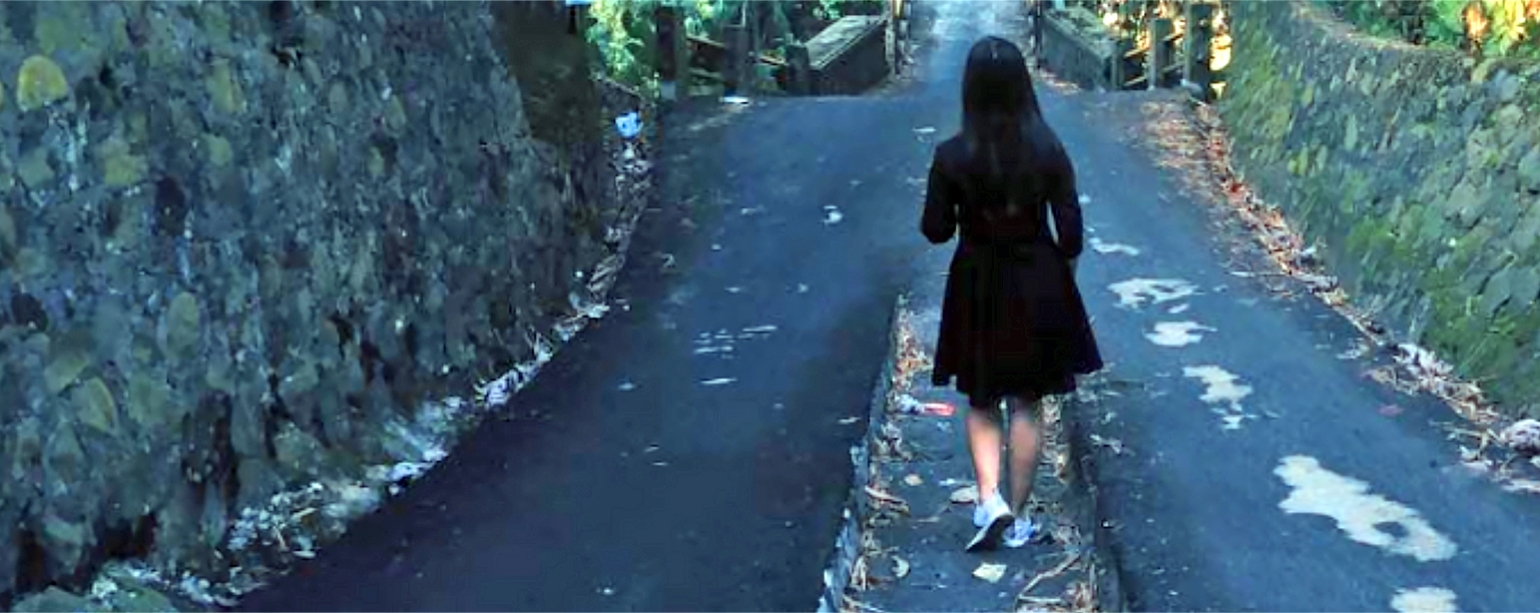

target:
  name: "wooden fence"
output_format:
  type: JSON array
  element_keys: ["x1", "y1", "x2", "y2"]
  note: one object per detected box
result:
[
  {"x1": 1033, "y1": 0, "x2": 1222, "y2": 100},
  {"x1": 647, "y1": 0, "x2": 911, "y2": 99}
]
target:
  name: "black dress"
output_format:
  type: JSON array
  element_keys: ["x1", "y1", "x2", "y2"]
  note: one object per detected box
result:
[{"x1": 921, "y1": 133, "x2": 1103, "y2": 407}]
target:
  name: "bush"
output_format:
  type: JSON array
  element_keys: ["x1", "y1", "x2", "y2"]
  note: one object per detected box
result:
[
  {"x1": 585, "y1": 0, "x2": 880, "y2": 94},
  {"x1": 1319, "y1": 0, "x2": 1540, "y2": 57}
]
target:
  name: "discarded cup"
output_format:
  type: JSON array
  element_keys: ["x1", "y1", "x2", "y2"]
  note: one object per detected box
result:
[
  {"x1": 921, "y1": 402, "x2": 955, "y2": 417},
  {"x1": 614, "y1": 111, "x2": 642, "y2": 139}
]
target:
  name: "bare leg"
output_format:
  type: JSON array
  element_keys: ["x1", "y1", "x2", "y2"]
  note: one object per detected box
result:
[
  {"x1": 1005, "y1": 396, "x2": 1044, "y2": 515},
  {"x1": 965, "y1": 400, "x2": 1005, "y2": 503}
]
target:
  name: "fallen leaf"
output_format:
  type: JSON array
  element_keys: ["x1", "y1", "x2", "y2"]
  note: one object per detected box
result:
[
  {"x1": 949, "y1": 484, "x2": 979, "y2": 504},
  {"x1": 903, "y1": 473, "x2": 923, "y2": 486},
  {"x1": 973, "y1": 562, "x2": 1007, "y2": 583},
  {"x1": 865, "y1": 485, "x2": 909, "y2": 510},
  {"x1": 892, "y1": 556, "x2": 911, "y2": 579},
  {"x1": 1503, "y1": 479, "x2": 1540, "y2": 494},
  {"x1": 1019, "y1": 551, "x2": 1082, "y2": 597}
]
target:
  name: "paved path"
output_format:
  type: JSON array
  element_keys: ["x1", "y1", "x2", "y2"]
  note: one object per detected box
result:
[
  {"x1": 233, "y1": 0, "x2": 1540, "y2": 610},
  {"x1": 234, "y1": 3, "x2": 988, "y2": 611},
  {"x1": 1054, "y1": 87, "x2": 1540, "y2": 611}
]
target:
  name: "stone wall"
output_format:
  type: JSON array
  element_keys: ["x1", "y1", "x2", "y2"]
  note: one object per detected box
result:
[
  {"x1": 808, "y1": 15, "x2": 890, "y2": 95},
  {"x1": 1221, "y1": 1, "x2": 1540, "y2": 417},
  {"x1": 1038, "y1": 9, "x2": 1117, "y2": 91},
  {"x1": 0, "y1": 0, "x2": 637, "y2": 608}
]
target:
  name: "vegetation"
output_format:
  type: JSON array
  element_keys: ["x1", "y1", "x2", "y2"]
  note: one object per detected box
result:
[
  {"x1": 1318, "y1": 0, "x2": 1540, "y2": 57},
  {"x1": 584, "y1": 0, "x2": 881, "y2": 94}
]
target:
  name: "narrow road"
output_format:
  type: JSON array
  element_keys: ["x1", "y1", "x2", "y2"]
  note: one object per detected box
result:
[
  {"x1": 1047, "y1": 87, "x2": 1540, "y2": 610},
  {"x1": 234, "y1": 2, "x2": 1011, "y2": 611}
]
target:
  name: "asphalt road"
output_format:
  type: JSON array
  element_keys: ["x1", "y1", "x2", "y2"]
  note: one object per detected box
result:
[
  {"x1": 232, "y1": 2, "x2": 1011, "y2": 610},
  {"x1": 1052, "y1": 89, "x2": 1540, "y2": 611}
]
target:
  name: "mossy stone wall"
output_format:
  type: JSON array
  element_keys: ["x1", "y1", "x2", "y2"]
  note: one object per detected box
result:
[
  {"x1": 1222, "y1": 0, "x2": 1540, "y2": 417},
  {"x1": 0, "y1": 0, "x2": 621, "y2": 605}
]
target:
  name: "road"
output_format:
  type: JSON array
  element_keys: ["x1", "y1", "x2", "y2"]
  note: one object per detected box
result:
[
  {"x1": 236, "y1": 0, "x2": 1540, "y2": 610},
  {"x1": 1052, "y1": 79, "x2": 1540, "y2": 612},
  {"x1": 233, "y1": 1, "x2": 1003, "y2": 610}
]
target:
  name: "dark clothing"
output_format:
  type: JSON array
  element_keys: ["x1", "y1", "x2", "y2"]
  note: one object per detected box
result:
[{"x1": 921, "y1": 131, "x2": 1103, "y2": 407}]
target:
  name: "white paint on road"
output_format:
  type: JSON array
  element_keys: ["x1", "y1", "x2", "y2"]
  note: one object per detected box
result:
[
  {"x1": 1168, "y1": 303, "x2": 1191, "y2": 314},
  {"x1": 1146, "y1": 321, "x2": 1215, "y2": 347},
  {"x1": 1182, "y1": 365, "x2": 1255, "y2": 430},
  {"x1": 823, "y1": 205, "x2": 844, "y2": 225},
  {"x1": 700, "y1": 377, "x2": 738, "y2": 386},
  {"x1": 1109, "y1": 278, "x2": 1198, "y2": 309},
  {"x1": 1275, "y1": 455, "x2": 1459, "y2": 563},
  {"x1": 1391, "y1": 587, "x2": 1459, "y2": 613},
  {"x1": 1090, "y1": 237, "x2": 1141, "y2": 256}
]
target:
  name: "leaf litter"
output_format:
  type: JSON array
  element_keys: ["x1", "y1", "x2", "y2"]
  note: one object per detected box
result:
[
  {"x1": 1133, "y1": 93, "x2": 1536, "y2": 489},
  {"x1": 841, "y1": 295, "x2": 1106, "y2": 612}
]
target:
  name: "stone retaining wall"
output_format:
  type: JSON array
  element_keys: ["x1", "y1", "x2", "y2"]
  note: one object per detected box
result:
[
  {"x1": 1038, "y1": 9, "x2": 1117, "y2": 91},
  {"x1": 809, "y1": 15, "x2": 891, "y2": 95},
  {"x1": 1221, "y1": 0, "x2": 1540, "y2": 417},
  {"x1": 0, "y1": 0, "x2": 632, "y2": 607}
]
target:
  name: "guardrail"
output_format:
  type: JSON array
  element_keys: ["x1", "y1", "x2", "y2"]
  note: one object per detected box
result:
[{"x1": 1032, "y1": 0, "x2": 1221, "y2": 101}]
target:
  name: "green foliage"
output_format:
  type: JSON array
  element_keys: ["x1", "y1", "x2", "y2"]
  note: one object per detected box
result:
[
  {"x1": 585, "y1": 0, "x2": 880, "y2": 94},
  {"x1": 1318, "y1": 0, "x2": 1540, "y2": 57}
]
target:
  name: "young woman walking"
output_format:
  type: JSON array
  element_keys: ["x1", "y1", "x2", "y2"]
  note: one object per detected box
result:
[{"x1": 920, "y1": 36, "x2": 1104, "y2": 552}]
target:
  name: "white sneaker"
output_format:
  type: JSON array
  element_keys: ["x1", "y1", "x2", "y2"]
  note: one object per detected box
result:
[
  {"x1": 1003, "y1": 516, "x2": 1041, "y2": 548},
  {"x1": 966, "y1": 493, "x2": 1013, "y2": 552},
  {"x1": 972, "y1": 491, "x2": 1008, "y2": 528}
]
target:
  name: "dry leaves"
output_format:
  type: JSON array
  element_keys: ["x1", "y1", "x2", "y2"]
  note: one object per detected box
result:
[
  {"x1": 949, "y1": 484, "x2": 980, "y2": 504},
  {"x1": 973, "y1": 562, "x2": 1009, "y2": 583}
]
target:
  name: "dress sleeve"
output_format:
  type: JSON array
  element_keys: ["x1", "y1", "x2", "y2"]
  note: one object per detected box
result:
[
  {"x1": 1047, "y1": 147, "x2": 1084, "y2": 259},
  {"x1": 921, "y1": 156, "x2": 958, "y2": 244}
]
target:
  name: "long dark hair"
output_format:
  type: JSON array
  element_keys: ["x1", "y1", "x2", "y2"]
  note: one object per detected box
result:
[{"x1": 959, "y1": 36, "x2": 1052, "y2": 213}]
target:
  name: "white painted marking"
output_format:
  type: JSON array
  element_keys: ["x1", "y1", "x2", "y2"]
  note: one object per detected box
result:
[
  {"x1": 1090, "y1": 237, "x2": 1141, "y2": 256},
  {"x1": 1109, "y1": 278, "x2": 1198, "y2": 309},
  {"x1": 725, "y1": 286, "x2": 744, "y2": 294},
  {"x1": 823, "y1": 205, "x2": 844, "y2": 225},
  {"x1": 1182, "y1": 365, "x2": 1255, "y2": 430},
  {"x1": 742, "y1": 325, "x2": 778, "y2": 334},
  {"x1": 1275, "y1": 455, "x2": 1458, "y2": 562},
  {"x1": 1391, "y1": 587, "x2": 1459, "y2": 613},
  {"x1": 617, "y1": 381, "x2": 637, "y2": 392},
  {"x1": 700, "y1": 377, "x2": 738, "y2": 386},
  {"x1": 1168, "y1": 303, "x2": 1191, "y2": 314},
  {"x1": 1145, "y1": 321, "x2": 1214, "y2": 347}
]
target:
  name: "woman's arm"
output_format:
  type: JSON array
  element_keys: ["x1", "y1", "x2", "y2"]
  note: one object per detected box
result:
[
  {"x1": 1047, "y1": 148, "x2": 1084, "y2": 260},
  {"x1": 921, "y1": 157, "x2": 958, "y2": 244}
]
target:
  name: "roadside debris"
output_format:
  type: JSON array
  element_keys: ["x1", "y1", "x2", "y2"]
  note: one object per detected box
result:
[
  {"x1": 974, "y1": 563, "x2": 1008, "y2": 584},
  {"x1": 614, "y1": 111, "x2": 642, "y2": 139}
]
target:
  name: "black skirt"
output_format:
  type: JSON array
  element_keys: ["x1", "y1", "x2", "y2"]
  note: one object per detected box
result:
[{"x1": 930, "y1": 238, "x2": 1103, "y2": 407}]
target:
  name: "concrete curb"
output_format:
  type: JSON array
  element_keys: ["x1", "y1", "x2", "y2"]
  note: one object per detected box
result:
[
  {"x1": 1062, "y1": 390, "x2": 1130, "y2": 612},
  {"x1": 816, "y1": 294, "x2": 904, "y2": 613}
]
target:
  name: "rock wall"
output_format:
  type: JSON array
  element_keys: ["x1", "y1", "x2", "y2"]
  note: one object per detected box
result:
[
  {"x1": 1038, "y1": 8, "x2": 1117, "y2": 91},
  {"x1": 0, "y1": 0, "x2": 638, "y2": 607},
  {"x1": 1221, "y1": 1, "x2": 1540, "y2": 417}
]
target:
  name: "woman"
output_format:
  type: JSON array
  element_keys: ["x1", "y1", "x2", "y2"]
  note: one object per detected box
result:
[{"x1": 920, "y1": 36, "x2": 1103, "y2": 552}]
